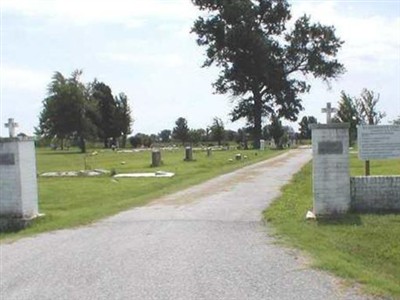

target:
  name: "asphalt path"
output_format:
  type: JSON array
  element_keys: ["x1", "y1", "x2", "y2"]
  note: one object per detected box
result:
[{"x1": 1, "y1": 149, "x2": 370, "y2": 299}]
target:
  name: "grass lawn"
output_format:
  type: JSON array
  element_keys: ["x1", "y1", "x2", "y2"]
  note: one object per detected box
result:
[
  {"x1": 264, "y1": 153, "x2": 400, "y2": 298},
  {"x1": 1, "y1": 147, "x2": 284, "y2": 241}
]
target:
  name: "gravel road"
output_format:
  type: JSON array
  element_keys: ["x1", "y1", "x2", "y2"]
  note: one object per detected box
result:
[{"x1": 1, "y1": 149, "x2": 370, "y2": 299}]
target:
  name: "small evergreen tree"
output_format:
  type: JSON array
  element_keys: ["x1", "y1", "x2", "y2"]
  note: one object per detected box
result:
[{"x1": 172, "y1": 117, "x2": 189, "y2": 145}]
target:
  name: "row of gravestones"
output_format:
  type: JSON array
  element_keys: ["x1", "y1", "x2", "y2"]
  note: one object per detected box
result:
[{"x1": 151, "y1": 146, "x2": 212, "y2": 167}]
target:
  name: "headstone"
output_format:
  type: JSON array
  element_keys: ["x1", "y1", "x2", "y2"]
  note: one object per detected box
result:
[
  {"x1": 184, "y1": 146, "x2": 193, "y2": 161},
  {"x1": 207, "y1": 147, "x2": 212, "y2": 157},
  {"x1": 260, "y1": 139, "x2": 265, "y2": 151},
  {"x1": 270, "y1": 139, "x2": 276, "y2": 149},
  {"x1": 151, "y1": 149, "x2": 161, "y2": 167},
  {"x1": 310, "y1": 123, "x2": 350, "y2": 215},
  {"x1": 235, "y1": 153, "x2": 242, "y2": 161},
  {"x1": 0, "y1": 134, "x2": 41, "y2": 231},
  {"x1": 321, "y1": 102, "x2": 337, "y2": 124},
  {"x1": 4, "y1": 118, "x2": 18, "y2": 138}
]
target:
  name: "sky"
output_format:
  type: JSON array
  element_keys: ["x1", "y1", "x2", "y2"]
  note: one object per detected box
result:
[{"x1": 1, "y1": 0, "x2": 399, "y2": 137}]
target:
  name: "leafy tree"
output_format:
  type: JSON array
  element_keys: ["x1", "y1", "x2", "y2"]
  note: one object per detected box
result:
[
  {"x1": 158, "y1": 129, "x2": 172, "y2": 143},
  {"x1": 91, "y1": 81, "x2": 120, "y2": 147},
  {"x1": 333, "y1": 91, "x2": 359, "y2": 144},
  {"x1": 115, "y1": 92, "x2": 132, "y2": 148},
  {"x1": 224, "y1": 129, "x2": 238, "y2": 142},
  {"x1": 38, "y1": 70, "x2": 95, "y2": 153},
  {"x1": 236, "y1": 127, "x2": 251, "y2": 149},
  {"x1": 172, "y1": 117, "x2": 189, "y2": 145},
  {"x1": 391, "y1": 116, "x2": 400, "y2": 125},
  {"x1": 129, "y1": 133, "x2": 152, "y2": 148},
  {"x1": 189, "y1": 129, "x2": 204, "y2": 145},
  {"x1": 356, "y1": 89, "x2": 386, "y2": 125},
  {"x1": 129, "y1": 135, "x2": 141, "y2": 148},
  {"x1": 192, "y1": 0, "x2": 345, "y2": 149},
  {"x1": 209, "y1": 117, "x2": 225, "y2": 146},
  {"x1": 298, "y1": 116, "x2": 317, "y2": 140}
]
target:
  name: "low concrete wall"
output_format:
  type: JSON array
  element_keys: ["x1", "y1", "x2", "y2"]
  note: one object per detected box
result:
[{"x1": 350, "y1": 176, "x2": 400, "y2": 212}]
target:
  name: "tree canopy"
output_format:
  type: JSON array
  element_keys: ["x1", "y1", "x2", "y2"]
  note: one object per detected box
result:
[
  {"x1": 192, "y1": 0, "x2": 345, "y2": 148},
  {"x1": 38, "y1": 70, "x2": 96, "y2": 152},
  {"x1": 298, "y1": 115, "x2": 317, "y2": 140},
  {"x1": 209, "y1": 117, "x2": 225, "y2": 146},
  {"x1": 172, "y1": 117, "x2": 190, "y2": 144},
  {"x1": 38, "y1": 71, "x2": 132, "y2": 151},
  {"x1": 356, "y1": 89, "x2": 386, "y2": 125},
  {"x1": 333, "y1": 91, "x2": 359, "y2": 144}
]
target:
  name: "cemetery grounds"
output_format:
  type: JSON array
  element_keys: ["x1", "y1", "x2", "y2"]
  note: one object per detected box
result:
[
  {"x1": 0, "y1": 147, "x2": 284, "y2": 241},
  {"x1": 265, "y1": 154, "x2": 400, "y2": 298}
]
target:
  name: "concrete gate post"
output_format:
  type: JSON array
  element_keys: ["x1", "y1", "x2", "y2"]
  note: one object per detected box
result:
[{"x1": 310, "y1": 124, "x2": 350, "y2": 215}]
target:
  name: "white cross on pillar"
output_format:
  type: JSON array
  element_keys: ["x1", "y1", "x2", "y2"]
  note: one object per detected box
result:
[
  {"x1": 321, "y1": 102, "x2": 337, "y2": 124},
  {"x1": 4, "y1": 118, "x2": 18, "y2": 138}
]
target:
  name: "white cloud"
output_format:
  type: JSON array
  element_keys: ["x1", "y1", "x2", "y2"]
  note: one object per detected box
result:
[{"x1": 1, "y1": 0, "x2": 198, "y2": 27}]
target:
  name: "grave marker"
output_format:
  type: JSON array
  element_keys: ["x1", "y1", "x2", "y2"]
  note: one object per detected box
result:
[
  {"x1": 260, "y1": 139, "x2": 265, "y2": 151},
  {"x1": 151, "y1": 149, "x2": 162, "y2": 167},
  {"x1": 184, "y1": 146, "x2": 193, "y2": 161}
]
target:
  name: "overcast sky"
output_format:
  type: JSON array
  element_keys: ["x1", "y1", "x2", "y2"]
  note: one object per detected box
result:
[{"x1": 1, "y1": 0, "x2": 399, "y2": 137}]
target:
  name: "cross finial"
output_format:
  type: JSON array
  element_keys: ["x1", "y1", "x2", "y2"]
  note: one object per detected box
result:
[
  {"x1": 321, "y1": 102, "x2": 337, "y2": 124},
  {"x1": 4, "y1": 118, "x2": 18, "y2": 138}
]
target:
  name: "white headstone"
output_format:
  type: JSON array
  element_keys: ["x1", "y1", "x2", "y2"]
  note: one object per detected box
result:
[{"x1": 260, "y1": 139, "x2": 265, "y2": 151}]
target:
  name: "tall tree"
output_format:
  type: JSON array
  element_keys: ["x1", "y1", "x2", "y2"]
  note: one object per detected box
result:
[
  {"x1": 172, "y1": 117, "x2": 189, "y2": 145},
  {"x1": 333, "y1": 91, "x2": 359, "y2": 144},
  {"x1": 356, "y1": 89, "x2": 386, "y2": 125},
  {"x1": 192, "y1": 0, "x2": 345, "y2": 148},
  {"x1": 298, "y1": 116, "x2": 317, "y2": 140},
  {"x1": 91, "y1": 81, "x2": 120, "y2": 147},
  {"x1": 115, "y1": 92, "x2": 132, "y2": 148},
  {"x1": 38, "y1": 70, "x2": 95, "y2": 153},
  {"x1": 209, "y1": 117, "x2": 225, "y2": 146}
]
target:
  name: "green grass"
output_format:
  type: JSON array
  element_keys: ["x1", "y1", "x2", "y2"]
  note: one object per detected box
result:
[
  {"x1": 1, "y1": 147, "x2": 284, "y2": 241},
  {"x1": 264, "y1": 155, "x2": 400, "y2": 298}
]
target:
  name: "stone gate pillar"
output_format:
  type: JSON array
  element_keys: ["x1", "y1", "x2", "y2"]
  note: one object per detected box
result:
[
  {"x1": 0, "y1": 137, "x2": 39, "y2": 231},
  {"x1": 310, "y1": 124, "x2": 350, "y2": 215}
]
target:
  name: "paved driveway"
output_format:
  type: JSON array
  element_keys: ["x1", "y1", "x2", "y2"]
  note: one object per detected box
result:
[{"x1": 1, "y1": 149, "x2": 369, "y2": 299}]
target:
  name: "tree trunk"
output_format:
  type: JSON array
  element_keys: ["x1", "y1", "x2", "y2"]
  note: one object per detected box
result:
[
  {"x1": 79, "y1": 136, "x2": 86, "y2": 153},
  {"x1": 121, "y1": 134, "x2": 127, "y2": 148},
  {"x1": 253, "y1": 90, "x2": 262, "y2": 149},
  {"x1": 104, "y1": 138, "x2": 108, "y2": 148}
]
